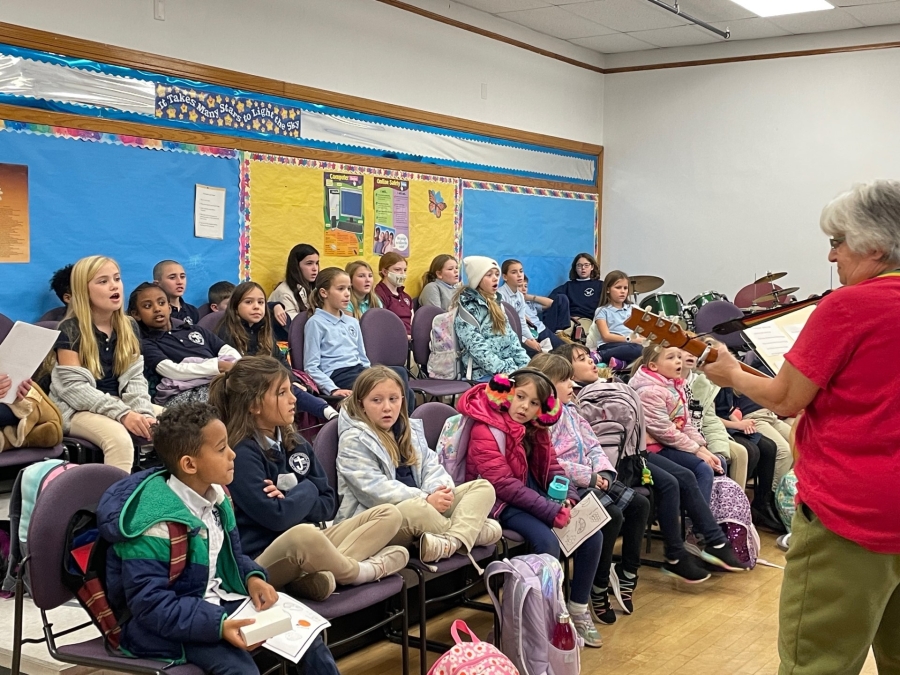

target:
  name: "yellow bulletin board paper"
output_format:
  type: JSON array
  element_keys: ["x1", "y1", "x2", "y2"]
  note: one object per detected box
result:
[
  {"x1": 246, "y1": 156, "x2": 458, "y2": 297},
  {"x1": 0, "y1": 163, "x2": 30, "y2": 263}
]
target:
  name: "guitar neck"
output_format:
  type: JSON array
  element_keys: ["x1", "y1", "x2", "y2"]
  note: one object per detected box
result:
[{"x1": 698, "y1": 342, "x2": 770, "y2": 378}]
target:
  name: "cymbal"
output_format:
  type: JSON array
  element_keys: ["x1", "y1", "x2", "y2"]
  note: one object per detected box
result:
[
  {"x1": 754, "y1": 271, "x2": 787, "y2": 284},
  {"x1": 629, "y1": 275, "x2": 664, "y2": 294},
  {"x1": 754, "y1": 286, "x2": 800, "y2": 304}
]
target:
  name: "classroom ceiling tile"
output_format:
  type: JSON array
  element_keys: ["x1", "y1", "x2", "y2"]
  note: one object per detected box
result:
[
  {"x1": 673, "y1": 0, "x2": 757, "y2": 21},
  {"x1": 627, "y1": 24, "x2": 724, "y2": 46},
  {"x1": 455, "y1": 0, "x2": 551, "y2": 13},
  {"x1": 498, "y1": 5, "x2": 618, "y2": 38},
  {"x1": 842, "y1": 1, "x2": 900, "y2": 24},
  {"x1": 570, "y1": 31, "x2": 659, "y2": 51},
  {"x1": 562, "y1": 0, "x2": 689, "y2": 32},
  {"x1": 710, "y1": 17, "x2": 792, "y2": 39},
  {"x1": 833, "y1": 0, "x2": 896, "y2": 5},
  {"x1": 766, "y1": 7, "x2": 866, "y2": 32}
]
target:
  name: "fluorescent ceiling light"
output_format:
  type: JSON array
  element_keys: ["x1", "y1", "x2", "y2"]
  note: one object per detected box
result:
[{"x1": 729, "y1": 0, "x2": 833, "y2": 17}]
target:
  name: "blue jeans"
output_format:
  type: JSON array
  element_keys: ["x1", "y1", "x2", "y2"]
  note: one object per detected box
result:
[
  {"x1": 499, "y1": 506, "x2": 603, "y2": 606},
  {"x1": 646, "y1": 452, "x2": 725, "y2": 560},
  {"x1": 657, "y1": 447, "x2": 715, "y2": 504},
  {"x1": 540, "y1": 295, "x2": 571, "y2": 333}
]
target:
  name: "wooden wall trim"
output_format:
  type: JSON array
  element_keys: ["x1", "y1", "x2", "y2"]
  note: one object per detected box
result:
[
  {"x1": 602, "y1": 39, "x2": 900, "y2": 74},
  {"x1": 0, "y1": 21, "x2": 601, "y2": 157},
  {"x1": 0, "y1": 103, "x2": 598, "y2": 193}
]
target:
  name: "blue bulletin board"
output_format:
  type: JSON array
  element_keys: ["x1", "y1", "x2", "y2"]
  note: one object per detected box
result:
[
  {"x1": 0, "y1": 123, "x2": 241, "y2": 321},
  {"x1": 460, "y1": 184, "x2": 598, "y2": 296}
]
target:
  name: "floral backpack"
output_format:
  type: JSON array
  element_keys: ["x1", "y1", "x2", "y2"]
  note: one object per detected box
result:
[
  {"x1": 710, "y1": 475, "x2": 760, "y2": 569},
  {"x1": 427, "y1": 620, "x2": 519, "y2": 675}
]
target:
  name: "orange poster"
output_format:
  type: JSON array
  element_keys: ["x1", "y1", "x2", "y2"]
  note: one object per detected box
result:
[{"x1": 0, "y1": 163, "x2": 29, "y2": 263}]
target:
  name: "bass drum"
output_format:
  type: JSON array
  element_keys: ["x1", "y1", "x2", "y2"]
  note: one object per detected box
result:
[
  {"x1": 641, "y1": 292, "x2": 685, "y2": 321},
  {"x1": 689, "y1": 291, "x2": 727, "y2": 311}
]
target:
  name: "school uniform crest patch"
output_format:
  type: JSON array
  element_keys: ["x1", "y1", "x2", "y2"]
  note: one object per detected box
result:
[
  {"x1": 289, "y1": 452, "x2": 311, "y2": 476},
  {"x1": 348, "y1": 326, "x2": 358, "y2": 339},
  {"x1": 584, "y1": 288, "x2": 595, "y2": 297},
  {"x1": 188, "y1": 331, "x2": 205, "y2": 345}
]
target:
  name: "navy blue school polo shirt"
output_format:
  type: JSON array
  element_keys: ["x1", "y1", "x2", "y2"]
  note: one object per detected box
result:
[
  {"x1": 55, "y1": 317, "x2": 142, "y2": 396},
  {"x1": 170, "y1": 301, "x2": 200, "y2": 326},
  {"x1": 140, "y1": 320, "x2": 225, "y2": 377}
]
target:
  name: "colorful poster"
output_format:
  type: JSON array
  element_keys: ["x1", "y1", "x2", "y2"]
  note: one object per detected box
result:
[
  {"x1": 373, "y1": 177, "x2": 410, "y2": 257},
  {"x1": 0, "y1": 163, "x2": 29, "y2": 263},
  {"x1": 155, "y1": 85, "x2": 302, "y2": 138},
  {"x1": 323, "y1": 173, "x2": 364, "y2": 256}
]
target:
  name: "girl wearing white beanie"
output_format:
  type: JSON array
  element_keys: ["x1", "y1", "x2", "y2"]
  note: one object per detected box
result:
[{"x1": 453, "y1": 256, "x2": 529, "y2": 381}]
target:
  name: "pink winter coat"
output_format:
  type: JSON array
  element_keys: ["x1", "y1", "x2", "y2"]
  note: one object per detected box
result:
[{"x1": 629, "y1": 366, "x2": 706, "y2": 454}]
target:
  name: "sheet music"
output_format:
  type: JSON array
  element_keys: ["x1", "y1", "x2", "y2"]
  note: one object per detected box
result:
[{"x1": 743, "y1": 305, "x2": 816, "y2": 374}]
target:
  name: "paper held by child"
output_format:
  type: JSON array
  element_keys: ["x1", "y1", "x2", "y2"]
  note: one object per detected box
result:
[
  {"x1": 0, "y1": 322, "x2": 59, "y2": 404},
  {"x1": 230, "y1": 592, "x2": 330, "y2": 663},
  {"x1": 553, "y1": 491, "x2": 611, "y2": 557}
]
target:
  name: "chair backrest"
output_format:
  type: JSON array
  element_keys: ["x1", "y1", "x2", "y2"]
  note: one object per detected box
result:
[
  {"x1": 411, "y1": 401, "x2": 458, "y2": 449},
  {"x1": 197, "y1": 303, "x2": 212, "y2": 318},
  {"x1": 360, "y1": 308, "x2": 408, "y2": 367},
  {"x1": 38, "y1": 307, "x2": 68, "y2": 323},
  {"x1": 196, "y1": 310, "x2": 224, "y2": 331},
  {"x1": 35, "y1": 320, "x2": 60, "y2": 330},
  {"x1": 501, "y1": 302, "x2": 521, "y2": 339},
  {"x1": 311, "y1": 418, "x2": 340, "y2": 519},
  {"x1": 0, "y1": 313, "x2": 14, "y2": 343},
  {"x1": 694, "y1": 300, "x2": 747, "y2": 350},
  {"x1": 26, "y1": 464, "x2": 128, "y2": 610},
  {"x1": 288, "y1": 312, "x2": 311, "y2": 371},
  {"x1": 411, "y1": 304, "x2": 443, "y2": 370}
]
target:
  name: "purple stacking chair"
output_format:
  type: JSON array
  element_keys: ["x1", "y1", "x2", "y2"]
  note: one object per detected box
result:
[
  {"x1": 693, "y1": 300, "x2": 748, "y2": 351},
  {"x1": 501, "y1": 301, "x2": 522, "y2": 341},
  {"x1": 0, "y1": 312, "x2": 14, "y2": 342},
  {"x1": 287, "y1": 312, "x2": 310, "y2": 371},
  {"x1": 196, "y1": 310, "x2": 223, "y2": 331},
  {"x1": 38, "y1": 307, "x2": 67, "y2": 323},
  {"x1": 407, "y1": 403, "x2": 498, "y2": 673},
  {"x1": 376, "y1": 306, "x2": 472, "y2": 399},
  {"x1": 0, "y1": 315, "x2": 66, "y2": 471},
  {"x1": 9, "y1": 464, "x2": 206, "y2": 675},
  {"x1": 310, "y1": 420, "x2": 410, "y2": 674},
  {"x1": 11, "y1": 463, "x2": 286, "y2": 675},
  {"x1": 196, "y1": 302, "x2": 212, "y2": 319},
  {"x1": 35, "y1": 321, "x2": 59, "y2": 330}
]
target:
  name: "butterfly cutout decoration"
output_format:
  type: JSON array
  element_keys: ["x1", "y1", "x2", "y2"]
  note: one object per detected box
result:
[{"x1": 429, "y1": 190, "x2": 447, "y2": 218}]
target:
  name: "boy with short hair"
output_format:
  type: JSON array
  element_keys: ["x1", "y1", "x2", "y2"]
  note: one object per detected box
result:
[
  {"x1": 208, "y1": 280, "x2": 236, "y2": 313},
  {"x1": 45, "y1": 264, "x2": 73, "y2": 321},
  {"x1": 153, "y1": 259, "x2": 200, "y2": 325},
  {"x1": 97, "y1": 403, "x2": 339, "y2": 675}
]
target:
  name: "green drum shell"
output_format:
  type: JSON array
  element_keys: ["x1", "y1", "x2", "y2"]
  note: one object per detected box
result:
[{"x1": 641, "y1": 292, "x2": 684, "y2": 318}]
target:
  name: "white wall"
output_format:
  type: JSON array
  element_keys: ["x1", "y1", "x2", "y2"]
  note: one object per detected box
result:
[
  {"x1": 0, "y1": 0, "x2": 604, "y2": 144},
  {"x1": 601, "y1": 48, "x2": 900, "y2": 302}
]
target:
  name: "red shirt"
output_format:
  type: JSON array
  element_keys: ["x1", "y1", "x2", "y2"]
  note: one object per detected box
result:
[
  {"x1": 785, "y1": 273, "x2": 900, "y2": 553},
  {"x1": 375, "y1": 282, "x2": 413, "y2": 334}
]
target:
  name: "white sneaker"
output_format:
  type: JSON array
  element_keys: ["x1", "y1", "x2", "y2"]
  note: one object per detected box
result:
[
  {"x1": 419, "y1": 533, "x2": 461, "y2": 563},
  {"x1": 474, "y1": 519, "x2": 503, "y2": 547},
  {"x1": 364, "y1": 545, "x2": 410, "y2": 581}
]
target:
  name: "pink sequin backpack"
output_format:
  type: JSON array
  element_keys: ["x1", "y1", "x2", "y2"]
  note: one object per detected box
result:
[
  {"x1": 427, "y1": 620, "x2": 519, "y2": 675},
  {"x1": 709, "y1": 476, "x2": 760, "y2": 569}
]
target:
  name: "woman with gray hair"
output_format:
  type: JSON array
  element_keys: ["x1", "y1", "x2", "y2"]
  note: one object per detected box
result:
[{"x1": 704, "y1": 179, "x2": 900, "y2": 675}]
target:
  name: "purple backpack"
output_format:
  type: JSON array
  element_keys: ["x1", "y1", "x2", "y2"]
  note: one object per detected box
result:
[
  {"x1": 710, "y1": 476, "x2": 760, "y2": 569},
  {"x1": 436, "y1": 414, "x2": 506, "y2": 484},
  {"x1": 485, "y1": 554, "x2": 580, "y2": 675}
]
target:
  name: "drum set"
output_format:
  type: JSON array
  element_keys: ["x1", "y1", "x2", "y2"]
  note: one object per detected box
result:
[{"x1": 629, "y1": 271, "x2": 799, "y2": 331}]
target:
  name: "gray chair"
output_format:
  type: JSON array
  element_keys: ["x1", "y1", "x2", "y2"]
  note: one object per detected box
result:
[
  {"x1": 694, "y1": 300, "x2": 747, "y2": 351},
  {"x1": 401, "y1": 306, "x2": 472, "y2": 401},
  {"x1": 501, "y1": 301, "x2": 522, "y2": 340},
  {"x1": 196, "y1": 310, "x2": 223, "y2": 331},
  {"x1": 0, "y1": 312, "x2": 15, "y2": 342}
]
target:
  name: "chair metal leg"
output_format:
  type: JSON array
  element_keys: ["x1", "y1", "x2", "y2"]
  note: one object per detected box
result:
[
  {"x1": 400, "y1": 577, "x2": 410, "y2": 675},
  {"x1": 416, "y1": 566, "x2": 428, "y2": 675},
  {"x1": 11, "y1": 568, "x2": 25, "y2": 675}
]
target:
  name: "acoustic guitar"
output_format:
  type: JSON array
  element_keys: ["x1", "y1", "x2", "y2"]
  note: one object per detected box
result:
[{"x1": 623, "y1": 308, "x2": 770, "y2": 378}]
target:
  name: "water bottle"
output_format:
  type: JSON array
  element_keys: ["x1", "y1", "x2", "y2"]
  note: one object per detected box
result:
[
  {"x1": 547, "y1": 475, "x2": 570, "y2": 504},
  {"x1": 550, "y1": 612, "x2": 576, "y2": 651}
]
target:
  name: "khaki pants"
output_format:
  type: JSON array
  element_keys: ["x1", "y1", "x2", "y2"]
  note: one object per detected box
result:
[
  {"x1": 726, "y1": 440, "x2": 749, "y2": 489},
  {"x1": 391, "y1": 479, "x2": 495, "y2": 551},
  {"x1": 69, "y1": 405, "x2": 164, "y2": 474},
  {"x1": 745, "y1": 410, "x2": 793, "y2": 489},
  {"x1": 256, "y1": 504, "x2": 401, "y2": 588},
  {"x1": 779, "y1": 505, "x2": 900, "y2": 675}
]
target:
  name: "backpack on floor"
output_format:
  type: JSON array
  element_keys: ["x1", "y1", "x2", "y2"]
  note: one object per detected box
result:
[
  {"x1": 427, "y1": 305, "x2": 478, "y2": 380},
  {"x1": 436, "y1": 413, "x2": 506, "y2": 484},
  {"x1": 2, "y1": 459, "x2": 76, "y2": 595},
  {"x1": 428, "y1": 620, "x2": 519, "y2": 675},
  {"x1": 485, "y1": 554, "x2": 580, "y2": 675},
  {"x1": 61, "y1": 508, "x2": 188, "y2": 652},
  {"x1": 709, "y1": 475, "x2": 760, "y2": 569},
  {"x1": 576, "y1": 381, "x2": 650, "y2": 488},
  {"x1": 775, "y1": 470, "x2": 798, "y2": 533}
]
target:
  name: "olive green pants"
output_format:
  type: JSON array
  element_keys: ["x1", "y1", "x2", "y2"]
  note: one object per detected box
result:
[{"x1": 779, "y1": 504, "x2": 900, "y2": 675}]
